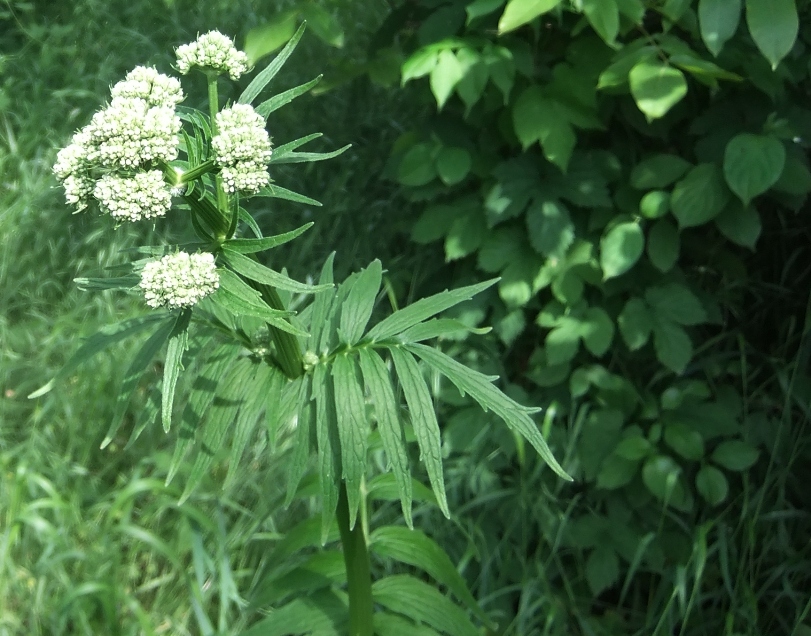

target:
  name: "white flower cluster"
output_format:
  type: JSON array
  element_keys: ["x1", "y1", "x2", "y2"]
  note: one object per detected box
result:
[
  {"x1": 110, "y1": 66, "x2": 184, "y2": 107},
  {"x1": 139, "y1": 251, "x2": 219, "y2": 309},
  {"x1": 53, "y1": 68, "x2": 182, "y2": 215},
  {"x1": 94, "y1": 170, "x2": 173, "y2": 222},
  {"x1": 175, "y1": 31, "x2": 249, "y2": 80},
  {"x1": 212, "y1": 104, "x2": 272, "y2": 193},
  {"x1": 53, "y1": 133, "x2": 94, "y2": 209}
]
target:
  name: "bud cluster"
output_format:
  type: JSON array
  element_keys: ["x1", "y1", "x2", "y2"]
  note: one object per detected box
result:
[
  {"x1": 175, "y1": 31, "x2": 249, "y2": 80},
  {"x1": 139, "y1": 251, "x2": 220, "y2": 309},
  {"x1": 212, "y1": 104, "x2": 273, "y2": 193},
  {"x1": 53, "y1": 67, "x2": 182, "y2": 214}
]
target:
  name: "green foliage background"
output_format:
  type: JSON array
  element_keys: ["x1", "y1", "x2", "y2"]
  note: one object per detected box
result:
[{"x1": 2, "y1": 0, "x2": 811, "y2": 635}]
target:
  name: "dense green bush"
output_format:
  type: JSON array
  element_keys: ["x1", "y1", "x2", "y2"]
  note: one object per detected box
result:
[
  {"x1": 370, "y1": 0, "x2": 811, "y2": 633},
  {"x1": 3, "y1": 0, "x2": 811, "y2": 634}
]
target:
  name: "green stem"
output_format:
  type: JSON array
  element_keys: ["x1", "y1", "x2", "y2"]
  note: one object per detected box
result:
[
  {"x1": 336, "y1": 483, "x2": 374, "y2": 636},
  {"x1": 206, "y1": 73, "x2": 230, "y2": 226},
  {"x1": 254, "y1": 282, "x2": 304, "y2": 380}
]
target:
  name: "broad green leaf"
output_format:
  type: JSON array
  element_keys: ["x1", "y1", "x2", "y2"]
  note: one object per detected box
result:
[
  {"x1": 586, "y1": 547, "x2": 620, "y2": 596},
  {"x1": 332, "y1": 354, "x2": 371, "y2": 528},
  {"x1": 618, "y1": 298, "x2": 653, "y2": 350},
  {"x1": 445, "y1": 213, "x2": 486, "y2": 261},
  {"x1": 284, "y1": 376, "x2": 312, "y2": 506},
  {"x1": 28, "y1": 314, "x2": 167, "y2": 399},
  {"x1": 240, "y1": 21, "x2": 306, "y2": 103},
  {"x1": 370, "y1": 526, "x2": 494, "y2": 628},
  {"x1": 374, "y1": 613, "x2": 440, "y2": 636},
  {"x1": 430, "y1": 49, "x2": 464, "y2": 109},
  {"x1": 711, "y1": 440, "x2": 759, "y2": 471},
  {"x1": 467, "y1": 0, "x2": 506, "y2": 23},
  {"x1": 647, "y1": 219, "x2": 679, "y2": 272},
  {"x1": 366, "y1": 279, "x2": 497, "y2": 342},
  {"x1": 401, "y1": 48, "x2": 439, "y2": 85},
  {"x1": 167, "y1": 345, "x2": 239, "y2": 485},
  {"x1": 645, "y1": 283, "x2": 706, "y2": 326},
  {"x1": 398, "y1": 143, "x2": 437, "y2": 186},
  {"x1": 723, "y1": 133, "x2": 786, "y2": 205},
  {"x1": 73, "y1": 274, "x2": 139, "y2": 291},
  {"x1": 715, "y1": 202, "x2": 761, "y2": 248},
  {"x1": 397, "y1": 319, "x2": 490, "y2": 343},
  {"x1": 301, "y1": 3, "x2": 344, "y2": 48},
  {"x1": 225, "y1": 363, "x2": 276, "y2": 489},
  {"x1": 162, "y1": 308, "x2": 192, "y2": 433},
  {"x1": 436, "y1": 147, "x2": 472, "y2": 185},
  {"x1": 773, "y1": 151, "x2": 811, "y2": 195},
  {"x1": 546, "y1": 320, "x2": 580, "y2": 366},
  {"x1": 582, "y1": 0, "x2": 619, "y2": 45},
  {"x1": 320, "y1": 271, "x2": 360, "y2": 354},
  {"x1": 312, "y1": 363, "x2": 341, "y2": 543},
  {"x1": 653, "y1": 320, "x2": 692, "y2": 374},
  {"x1": 222, "y1": 248, "x2": 330, "y2": 294},
  {"x1": 372, "y1": 575, "x2": 479, "y2": 636},
  {"x1": 268, "y1": 143, "x2": 352, "y2": 166},
  {"x1": 181, "y1": 357, "x2": 255, "y2": 504},
  {"x1": 214, "y1": 270, "x2": 306, "y2": 337},
  {"x1": 581, "y1": 307, "x2": 614, "y2": 357},
  {"x1": 406, "y1": 343, "x2": 571, "y2": 480},
  {"x1": 664, "y1": 423, "x2": 705, "y2": 460},
  {"x1": 311, "y1": 253, "x2": 336, "y2": 354},
  {"x1": 745, "y1": 0, "x2": 798, "y2": 70},
  {"x1": 642, "y1": 455, "x2": 692, "y2": 510},
  {"x1": 639, "y1": 190, "x2": 671, "y2": 219},
  {"x1": 631, "y1": 154, "x2": 692, "y2": 189},
  {"x1": 240, "y1": 590, "x2": 346, "y2": 636},
  {"x1": 254, "y1": 184, "x2": 322, "y2": 206},
  {"x1": 696, "y1": 465, "x2": 728, "y2": 505},
  {"x1": 101, "y1": 316, "x2": 176, "y2": 448},
  {"x1": 389, "y1": 347, "x2": 449, "y2": 517},
  {"x1": 368, "y1": 473, "x2": 437, "y2": 506},
  {"x1": 358, "y1": 349, "x2": 413, "y2": 527},
  {"x1": 628, "y1": 60, "x2": 688, "y2": 121},
  {"x1": 615, "y1": 0, "x2": 645, "y2": 22},
  {"x1": 512, "y1": 86, "x2": 575, "y2": 170},
  {"x1": 339, "y1": 260, "x2": 382, "y2": 345},
  {"x1": 498, "y1": 0, "x2": 564, "y2": 34},
  {"x1": 256, "y1": 76, "x2": 321, "y2": 119},
  {"x1": 526, "y1": 199, "x2": 575, "y2": 258},
  {"x1": 614, "y1": 434, "x2": 653, "y2": 460},
  {"x1": 698, "y1": 0, "x2": 742, "y2": 57},
  {"x1": 267, "y1": 371, "x2": 303, "y2": 452},
  {"x1": 596, "y1": 453, "x2": 638, "y2": 489},
  {"x1": 600, "y1": 221, "x2": 644, "y2": 280},
  {"x1": 223, "y1": 223, "x2": 313, "y2": 254},
  {"x1": 670, "y1": 163, "x2": 730, "y2": 228},
  {"x1": 270, "y1": 132, "x2": 323, "y2": 158}
]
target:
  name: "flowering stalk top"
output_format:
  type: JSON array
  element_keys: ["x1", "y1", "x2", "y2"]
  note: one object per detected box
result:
[
  {"x1": 175, "y1": 31, "x2": 249, "y2": 80},
  {"x1": 212, "y1": 103, "x2": 273, "y2": 194},
  {"x1": 139, "y1": 252, "x2": 219, "y2": 309}
]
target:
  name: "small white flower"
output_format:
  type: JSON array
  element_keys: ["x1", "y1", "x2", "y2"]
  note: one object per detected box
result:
[
  {"x1": 212, "y1": 104, "x2": 272, "y2": 193},
  {"x1": 84, "y1": 97, "x2": 181, "y2": 169},
  {"x1": 53, "y1": 130, "x2": 94, "y2": 210},
  {"x1": 175, "y1": 31, "x2": 249, "y2": 80},
  {"x1": 139, "y1": 251, "x2": 219, "y2": 309},
  {"x1": 94, "y1": 170, "x2": 173, "y2": 222},
  {"x1": 110, "y1": 66, "x2": 184, "y2": 107}
]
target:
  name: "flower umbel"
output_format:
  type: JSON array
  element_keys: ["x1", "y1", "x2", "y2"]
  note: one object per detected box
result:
[
  {"x1": 84, "y1": 97, "x2": 181, "y2": 169},
  {"x1": 212, "y1": 104, "x2": 272, "y2": 193},
  {"x1": 94, "y1": 170, "x2": 173, "y2": 222},
  {"x1": 175, "y1": 31, "x2": 249, "y2": 80},
  {"x1": 139, "y1": 252, "x2": 219, "y2": 309},
  {"x1": 110, "y1": 66, "x2": 184, "y2": 108},
  {"x1": 53, "y1": 131, "x2": 94, "y2": 210}
]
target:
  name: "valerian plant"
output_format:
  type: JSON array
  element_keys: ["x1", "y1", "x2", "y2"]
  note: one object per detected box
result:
[{"x1": 31, "y1": 26, "x2": 570, "y2": 635}]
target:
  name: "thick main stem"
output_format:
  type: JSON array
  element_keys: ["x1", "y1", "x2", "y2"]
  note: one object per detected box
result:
[{"x1": 336, "y1": 483, "x2": 374, "y2": 636}]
